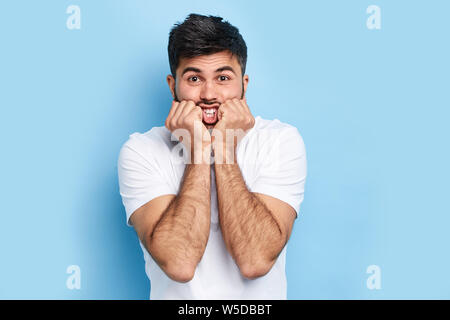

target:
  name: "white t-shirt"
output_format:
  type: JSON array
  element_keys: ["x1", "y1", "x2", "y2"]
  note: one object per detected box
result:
[{"x1": 117, "y1": 115, "x2": 307, "y2": 299}]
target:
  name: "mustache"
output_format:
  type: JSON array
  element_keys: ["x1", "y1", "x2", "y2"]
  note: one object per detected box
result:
[{"x1": 198, "y1": 100, "x2": 220, "y2": 106}]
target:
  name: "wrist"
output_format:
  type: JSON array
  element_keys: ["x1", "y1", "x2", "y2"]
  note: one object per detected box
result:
[
  {"x1": 191, "y1": 142, "x2": 212, "y2": 165},
  {"x1": 213, "y1": 144, "x2": 236, "y2": 165}
]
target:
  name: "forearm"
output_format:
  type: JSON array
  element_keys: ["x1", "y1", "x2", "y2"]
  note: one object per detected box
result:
[
  {"x1": 148, "y1": 162, "x2": 211, "y2": 271},
  {"x1": 214, "y1": 162, "x2": 284, "y2": 273}
]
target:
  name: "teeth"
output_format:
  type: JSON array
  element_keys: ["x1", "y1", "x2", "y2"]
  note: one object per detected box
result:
[{"x1": 204, "y1": 109, "x2": 216, "y2": 114}]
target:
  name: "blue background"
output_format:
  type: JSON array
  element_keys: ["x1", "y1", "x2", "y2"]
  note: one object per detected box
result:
[{"x1": 0, "y1": 0, "x2": 449, "y2": 299}]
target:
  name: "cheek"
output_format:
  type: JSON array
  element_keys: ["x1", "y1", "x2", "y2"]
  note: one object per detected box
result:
[
  {"x1": 176, "y1": 82, "x2": 199, "y2": 100},
  {"x1": 221, "y1": 82, "x2": 243, "y2": 99}
]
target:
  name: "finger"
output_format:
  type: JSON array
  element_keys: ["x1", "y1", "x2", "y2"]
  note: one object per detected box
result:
[
  {"x1": 167, "y1": 100, "x2": 179, "y2": 119},
  {"x1": 218, "y1": 101, "x2": 230, "y2": 121},
  {"x1": 166, "y1": 100, "x2": 180, "y2": 129},
  {"x1": 219, "y1": 108, "x2": 225, "y2": 121},
  {"x1": 230, "y1": 98, "x2": 244, "y2": 116},
  {"x1": 183, "y1": 102, "x2": 203, "y2": 131},
  {"x1": 239, "y1": 98, "x2": 254, "y2": 129},
  {"x1": 233, "y1": 98, "x2": 244, "y2": 109},
  {"x1": 240, "y1": 98, "x2": 252, "y2": 117},
  {"x1": 172, "y1": 100, "x2": 187, "y2": 124},
  {"x1": 179, "y1": 100, "x2": 197, "y2": 121},
  {"x1": 233, "y1": 98, "x2": 250, "y2": 118},
  {"x1": 217, "y1": 106, "x2": 225, "y2": 122},
  {"x1": 222, "y1": 99, "x2": 235, "y2": 112},
  {"x1": 193, "y1": 105, "x2": 203, "y2": 122}
]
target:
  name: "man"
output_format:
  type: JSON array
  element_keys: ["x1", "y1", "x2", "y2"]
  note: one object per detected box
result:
[{"x1": 117, "y1": 13, "x2": 307, "y2": 299}]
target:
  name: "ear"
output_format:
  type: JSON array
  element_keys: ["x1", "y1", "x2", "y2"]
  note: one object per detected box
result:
[
  {"x1": 242, "y1": 74, "x2": 249, "y2": 98},
  {"x1": 166, "y1": 74, "x2": 176, "y2": 100}
]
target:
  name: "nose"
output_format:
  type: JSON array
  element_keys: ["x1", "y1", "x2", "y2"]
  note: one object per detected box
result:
[{"x1": 199, "y1": 80, "x2": 217, "y2": 101}]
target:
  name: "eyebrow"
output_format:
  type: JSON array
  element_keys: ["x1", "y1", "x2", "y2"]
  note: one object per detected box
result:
[
  {"x1": 215, "y1": 66, "x2": 236, "y2": 74},
  {"x1": 181, "y1": 65, "x2": 237, "y2": 76}
]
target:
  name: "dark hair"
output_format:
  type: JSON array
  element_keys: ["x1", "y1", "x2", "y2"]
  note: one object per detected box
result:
[{"x1": 168, "y1": 13, "x2": 247, "y2": 78}]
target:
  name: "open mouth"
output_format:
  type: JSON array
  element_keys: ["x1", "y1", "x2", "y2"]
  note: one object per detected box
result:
[{"x1": 200, "y1": 105, "x2": 219, "y2": 125}]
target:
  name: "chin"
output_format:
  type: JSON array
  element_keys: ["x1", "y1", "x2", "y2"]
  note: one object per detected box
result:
[{"x1": 204, "y1": 122, "x2": 217, "y2": 129}]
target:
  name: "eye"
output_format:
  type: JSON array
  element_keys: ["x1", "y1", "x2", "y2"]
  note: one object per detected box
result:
[
  {"x1": 218, "y1": 75, "x2": 230, "y2": 81},
  {"x1": 188, "y1": 76, "x2": 200, "y2": 82}
]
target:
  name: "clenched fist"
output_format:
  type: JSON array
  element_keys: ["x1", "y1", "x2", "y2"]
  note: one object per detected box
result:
[
  {"x1": 211, "y1": 98, "x2": 255, "y2": 163},
  {"x1": 165, "y1": 100, "x2": 212, "y2": 164}
]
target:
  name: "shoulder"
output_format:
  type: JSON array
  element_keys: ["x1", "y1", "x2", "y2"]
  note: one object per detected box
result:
[
  {"x1": 248, "y1": 116, "x2": 306, "y2": 153},
  {"x1": 251, "y1": 115, "x2": 303, "y2": 136},
  {"x1": 118, "y1": 126, "x2": 174, "y2": 161}
]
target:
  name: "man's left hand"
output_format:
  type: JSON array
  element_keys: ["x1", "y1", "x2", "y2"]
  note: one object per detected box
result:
[{"x1": 212, "y1": 98, "x2": 255, "y2": 160}]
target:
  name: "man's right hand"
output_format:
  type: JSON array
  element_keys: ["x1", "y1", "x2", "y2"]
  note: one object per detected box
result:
[{"x1": 165, "y1": 100, "x2": 211, "y2": 164}]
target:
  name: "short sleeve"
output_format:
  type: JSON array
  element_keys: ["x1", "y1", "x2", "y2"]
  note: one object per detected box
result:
[
  {"x1": 117, "y1": 136, "x2": 175, "y2": 226},
  {"x1": 249, "y1": 127, "x2": 307, "y2": 219}
]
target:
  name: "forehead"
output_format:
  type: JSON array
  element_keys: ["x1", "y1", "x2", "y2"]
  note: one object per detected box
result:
[{"x1": 177, "y1": 51, "x2": 241, "y2": 75}]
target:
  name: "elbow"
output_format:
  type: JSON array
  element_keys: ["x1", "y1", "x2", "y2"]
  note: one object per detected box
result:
[
  {"x1": 146, "y1": 238, "x2": 196, "y2": 283},
  {"x1": 239, "y1": 260, "x2": 274, "y2": 280},
  {"x1": 164, "y1": 263, "x2": 196, "y2": 283}
]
